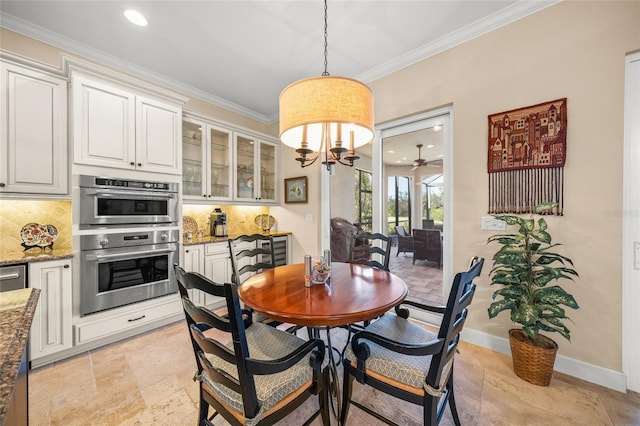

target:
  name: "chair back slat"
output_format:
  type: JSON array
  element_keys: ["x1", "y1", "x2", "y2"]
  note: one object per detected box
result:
[
  {"x1": 228, "y1": 234, "x2": 276, "y2": 285},
  {"x1": 348, "y1": 232, "x2": 392, "y2": 271},
  {"x1": 426, "y1": 258, "x2": 484, "y2": 388}
]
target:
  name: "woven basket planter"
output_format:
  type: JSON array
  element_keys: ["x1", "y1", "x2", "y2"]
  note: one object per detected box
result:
[{"x1": 509, "y1": 329, "x2": 558, "y2": 386}]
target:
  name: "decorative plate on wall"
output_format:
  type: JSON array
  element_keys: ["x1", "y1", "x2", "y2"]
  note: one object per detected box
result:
[
  {"x1": 254, "y1": 214, "x2": 276, "y2": 232},
  {"x1": 183, "y1": 216, "x2": 198, "y2": 234},
  {"x1": 20, "y1": 223, "x2": 58, "y2": 251}
]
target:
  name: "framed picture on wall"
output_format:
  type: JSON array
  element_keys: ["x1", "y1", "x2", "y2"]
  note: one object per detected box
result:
[{"x1": 284, "y1": 176, "x2": 308, "y2": 204}]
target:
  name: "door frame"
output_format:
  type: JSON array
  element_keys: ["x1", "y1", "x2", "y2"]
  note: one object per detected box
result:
[
  {"x1": 373, "y1": 107, "x2": 453, "y2": 318},
  {"x1": 623, "y1": 50, "x2": 640, "y2": 393}
]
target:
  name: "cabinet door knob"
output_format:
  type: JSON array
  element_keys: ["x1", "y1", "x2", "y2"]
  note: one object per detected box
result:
[
  {"x1": 130, "y1": 162, "x2": 135, "y2": 166},
  {"x1": 64, "y1": 264, "x2": 70, "y2": 268},
  {"x1": 185, "y1": 250, "x2": 189, "y2": 253},
  {"x1": 137, "y1": 163, "x2": 142, "y2": 167},
  {"x1": 0, "y1": 183, "x2": 5, "y2": 188},
  {"x1": 203, "y1": 194, "x2": 207, "y2": 198}
]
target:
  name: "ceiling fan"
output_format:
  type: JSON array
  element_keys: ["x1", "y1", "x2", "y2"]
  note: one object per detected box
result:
[{"x1": 411, "y1": 144, "x2": 443, "y2": 170}]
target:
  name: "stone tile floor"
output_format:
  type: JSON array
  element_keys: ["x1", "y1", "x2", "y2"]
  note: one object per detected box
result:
[
  {"x1": 388, "y1": 250, "x2": 444, "y2": 306},
  {"x1": 29, "y1": 319, "x2": 640, "y2": 425}
]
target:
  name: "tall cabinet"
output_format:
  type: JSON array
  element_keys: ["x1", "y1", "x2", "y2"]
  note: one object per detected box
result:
[
  {"x1": 29, "y1": 259, "x2": 73, "y2": 361},
  {"x1": 71, "y1": 71, "x2": 182, "y2": 175},
  {"x1": 0, "y1": 58, "x2": 68, "y2": 195}
]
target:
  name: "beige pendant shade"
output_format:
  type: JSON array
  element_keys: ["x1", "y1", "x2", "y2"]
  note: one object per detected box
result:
[{"x1": 279, "y1": 75, "x2": 374, "y2": 151}]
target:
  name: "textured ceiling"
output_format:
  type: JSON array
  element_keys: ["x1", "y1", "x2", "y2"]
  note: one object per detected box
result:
[{"x1": 0, "y1": 1, "x2": 555, "y2": 124}]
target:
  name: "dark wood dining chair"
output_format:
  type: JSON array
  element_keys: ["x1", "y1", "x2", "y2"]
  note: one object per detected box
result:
[
  {"x1": 228, "y1": 233, "x2": 286, "y2": 328},
  {"x1": 228, "y1": 234, "x2": 276, "y2": 286},
  {"x1": 394, "y1": 225, "x2": 414, "y2": 257},
  {"x1": 340, "y1": 257, "x2": 484, "y2": 425},
  {"x1": 348, "y1": 232, "x2": 392, "y2": 271},
  {"x1": 174, "y1": 265, "x2": 330, "y2": 426}
]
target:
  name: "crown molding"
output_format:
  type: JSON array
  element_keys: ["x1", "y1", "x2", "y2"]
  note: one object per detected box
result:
[
  {"x1": 0, "y1": 11, "x2": 272, "y2": 123},
  {"x1": 1, "y1": 1, "x2": 559, "y2": 125},
  {"x1": 356, "y1": 0, "x2": 560, "y2": 84}
]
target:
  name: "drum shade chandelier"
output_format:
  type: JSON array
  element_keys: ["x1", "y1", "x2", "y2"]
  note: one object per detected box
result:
[{"x1": 279, "y1": 0, "x2": 374, "y2": 170}]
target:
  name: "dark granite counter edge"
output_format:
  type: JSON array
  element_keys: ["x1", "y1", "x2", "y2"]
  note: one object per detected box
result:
[
  {"x1": 0, "y1": 252, "x2": 74, "y2": 267},
  {"x1": 0, "y1": 288, "x2": 40, "y2": 425},
  {"x1": 182, "y1": 231, "x2": 292, "y2": 247}
]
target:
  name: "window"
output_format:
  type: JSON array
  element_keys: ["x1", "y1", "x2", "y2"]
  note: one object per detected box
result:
[
  {"x1": 387, "y1": 176, "x2": 411, "y2": 234},
  {"x1": 421, "y1": 174, "x2": 444, "y2": 228},
  {"x1": 354, "y1": 169, "x2": 372, "y2": 232}
]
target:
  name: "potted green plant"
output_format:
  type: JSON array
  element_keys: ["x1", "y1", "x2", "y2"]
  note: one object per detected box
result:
[{"x1": 487, "y1": 202, "x2": 579, "y2": 386}]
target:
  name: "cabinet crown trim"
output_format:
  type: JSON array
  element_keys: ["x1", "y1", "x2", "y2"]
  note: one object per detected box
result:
[{"x1": 64, "y1": 55, "x2": 189, "y2": 105}]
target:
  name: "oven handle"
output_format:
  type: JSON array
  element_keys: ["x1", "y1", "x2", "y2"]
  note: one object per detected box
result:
[
  {"x1": 84, "y1": 188, "x2": 177, "y2": 200},
  {"x1": 86, "y1": 248, "x2": 176, "y2": 261}
]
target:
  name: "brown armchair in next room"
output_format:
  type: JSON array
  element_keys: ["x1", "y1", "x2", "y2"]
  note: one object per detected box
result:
[{"x1": 412, "y1": 228, "x2": 442, "y2": 268}]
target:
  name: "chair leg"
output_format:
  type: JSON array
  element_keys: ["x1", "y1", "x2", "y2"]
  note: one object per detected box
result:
[
  {"x1": 319, "y1": 367, "x2": 331, "y2": 426},
  {"x1": 340, "y1": 364, "x2": 355, "y2": 425},
  {"x1": 423, "y1": 394, "x2": 439, "y2": 426},
  {"x1": 198, "y1": 388, "x2": 209, "y2": 426},
  {"x1": 447, "y1": 372, "x2": 461, "y2": 426}
]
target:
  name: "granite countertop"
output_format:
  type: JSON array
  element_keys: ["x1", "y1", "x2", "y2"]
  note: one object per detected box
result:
[
  {"x1": 0, "y1": 247, "x2": 74, "y2": 267},
  {"x1": 182, "y1": 230, "x2": 292, "y2": 246},
  {"x1": 0, "y1": 288, "x2": 40, "y2": 424}
]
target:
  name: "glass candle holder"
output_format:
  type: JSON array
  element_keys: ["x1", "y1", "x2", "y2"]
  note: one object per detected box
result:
[{"x1": 311, "y1": 256, "x2": 331, "y2": 285}]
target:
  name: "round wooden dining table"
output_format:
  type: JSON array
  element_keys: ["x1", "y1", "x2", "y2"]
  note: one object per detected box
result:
[
  {"x1": 239, "y1": 261, "x2": 407, "y2": 422},
  {"x1": 238, "y1": 262, "x2": 408, "y2": 327}
]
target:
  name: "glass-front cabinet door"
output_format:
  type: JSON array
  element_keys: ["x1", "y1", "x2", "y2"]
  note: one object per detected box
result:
[
  {"x1": 182, "y1": 118, "x2": 205, "y2": 199},
  {"x1": 182, "y1": 116, "x2": 232, "y2": 201},
  {"x1": 234, "y1": 134, "x2": 278, "y2": 203},
  {"x1": 258, "y1": 140, "x2": 277, "y2": 202},
  {"x1": 208, "y1": 125, "x2": 232, "y2": 200},
  {"x1": 234, "y1": 133, "x2": 256, "y2": 201}
]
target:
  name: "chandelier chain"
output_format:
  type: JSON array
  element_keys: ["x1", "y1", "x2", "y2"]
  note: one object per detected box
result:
[{"x1": 322, "y1": 0, "x2": 329, "y2": 76}]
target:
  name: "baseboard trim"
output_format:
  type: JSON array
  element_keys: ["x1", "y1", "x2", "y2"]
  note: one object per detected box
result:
[{"x1": 461, "y1": 328, "x2": 628, "y2": 393}]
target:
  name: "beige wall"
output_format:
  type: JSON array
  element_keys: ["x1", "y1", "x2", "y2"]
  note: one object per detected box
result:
[
  {"x1": 271, "y1": 146, "x2": 323, "y2": 264},
  {"x1": 369, "y1": 1, "x2": 639, "y2": 370}
]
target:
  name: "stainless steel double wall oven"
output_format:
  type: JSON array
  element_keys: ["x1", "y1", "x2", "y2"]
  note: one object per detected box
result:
[{"x1": 79, "y1": 175, "x2": 180, "y2": 316}]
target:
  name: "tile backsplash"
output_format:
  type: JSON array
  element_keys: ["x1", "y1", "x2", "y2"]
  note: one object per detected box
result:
[
  {"x1": 0, "y1": 200, "x2": 72, "y2": 253},
  {"x1": 182, "y1": 205, "x2": 272, "y2": 235}
]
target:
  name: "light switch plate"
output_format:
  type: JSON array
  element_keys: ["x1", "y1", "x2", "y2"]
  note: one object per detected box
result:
[
  {"x1": 305, "y1": 214, "x2": 313, "y2": 222},
  {"x1": 482, "y1": 216, "x2": 506, "y2": 231}
]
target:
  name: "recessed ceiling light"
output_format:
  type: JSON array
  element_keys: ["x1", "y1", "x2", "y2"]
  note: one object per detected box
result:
[
  {"x1": 433, "y1": 125, "x2": 442, "y2": 132},
  {"x1": 395, "y1": 160, "x2": 402, "y2": 163},
  {"x1": 401, "y1": 157, "x2": 407, "y2": 161},
  {"x1": 437, "y1": 154, "x2": 443, "y2": 158},
  {"x1": 124, "y1": 10, "x2": 148, "y2": 27},
  {"x1": 426, "y1": 144, "x2": 435, "y2": 149},
  {"x1": 387, "y1": 150, "x2": 395, "y2": 154}
]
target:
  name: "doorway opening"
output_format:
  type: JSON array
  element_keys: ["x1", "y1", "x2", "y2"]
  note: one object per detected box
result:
[{"x1": 373, "y1": 108, "x2": 452, "y2": 311}]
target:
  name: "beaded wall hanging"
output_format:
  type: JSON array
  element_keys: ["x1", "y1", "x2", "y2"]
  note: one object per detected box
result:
[{"x1": 488, "y1": 98, "x2": 567, "y2": 215}]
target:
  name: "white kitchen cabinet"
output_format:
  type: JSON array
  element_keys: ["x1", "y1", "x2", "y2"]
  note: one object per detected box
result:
[
  {"x1": 29, "y1": 259, "x2": 73, "y2": 361},
  {"x1": 234, "y1": 133, "x2": 278, "y2": 203},
  {"x1": 0, "y1": 60, "x2": 68, "y2": 195},
  {"x1": 203, "y1": 243, "x2": 228, "y2": 307},
  {"x1": 72, "y1": 72, "x2": 181, "y2": 175},
  {"x1": 182, "y1": 244, "x2": 206, "y2": 305},
  {"x1": 182, "y1": 116, "x2": 233, "y2": 201}
]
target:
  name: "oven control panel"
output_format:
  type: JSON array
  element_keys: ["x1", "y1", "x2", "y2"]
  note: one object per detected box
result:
[
  {"x1": 81, "y1": 230, "x2": 179, "y2": 250},
  {"x1": 80, "y1": 175, "x2": 178, "y2": 192}
]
